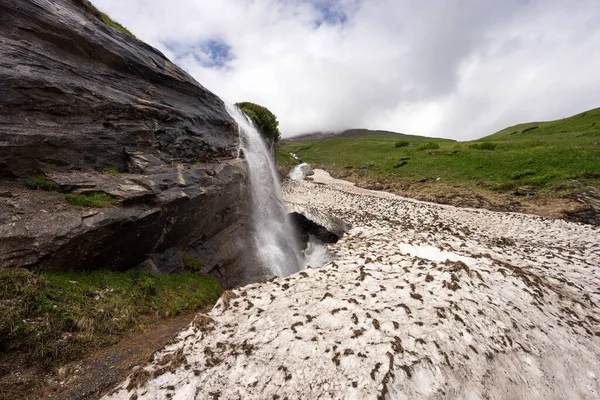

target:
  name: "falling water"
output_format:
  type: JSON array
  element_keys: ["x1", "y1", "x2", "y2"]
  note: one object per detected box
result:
[
  {"x1": 226, "y1": 104, "x2": 302, "y2": 277},
  {"x1": 289, "y1": 163, "x2": 308, "y2": 180}
]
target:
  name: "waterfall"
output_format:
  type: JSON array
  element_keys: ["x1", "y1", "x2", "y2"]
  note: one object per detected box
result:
[{"x1": 226, "y1": 104, "x2": 302, "y2": 278}]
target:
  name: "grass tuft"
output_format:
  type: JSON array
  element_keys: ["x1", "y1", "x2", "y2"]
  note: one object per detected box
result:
[
  {"x1": 522, "y1": 126, "x2": 539, "y2": 133},
  {"x1": 417, "y1": 142, "x2": 440, "y2": 151},
  {"x1": 98, "y1": 12, "x2": 135, "y2": 38},
  {"x1": 102, "y1": 166, "x2": 119, "y2": 175},
  {"x1": 493, "y1": 182, "x2": 518, "y2": 192},
  {"x1": 0, "y1": 268, "x2": 223, "y2": 369},
  {"x1": 137, "y1": 276, "x2": 157, "y2": 296},
  {"x1": 65, "y1": 192, "x2": 119, "y2": 208},
  {"x1": 511, "y1": 170, "x2": 536, "y2": 180},
  {"x1": 26, "y1": 175, "x2": 59, "y2": 191},
  {"x1": 394, "y1": 140, "x2": 409, "y2": 148},
  {"x1": 468, "y1": 142, "x2": 497, "y2": 150},
  {"x1": 183, "y1": 255, "x2": 204, "y2": 273}
]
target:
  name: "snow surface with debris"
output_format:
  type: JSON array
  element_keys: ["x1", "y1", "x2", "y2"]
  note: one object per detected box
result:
[{"x1": 105, "y1": 169, "x2": 600, "y2": 400}]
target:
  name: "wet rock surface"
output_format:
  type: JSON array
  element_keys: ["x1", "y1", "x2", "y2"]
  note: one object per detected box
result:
[
  {"x1": 106, "y1": 170, "x2": 599, "y2": 399},
  {"x1": 0, "y1": 0, "x2": 238, "y2": 177},
  {"x1": 0, "y1": 160, "x2": 252, "y2": 287},
  {"x1": 287, "y1": 202, "x2": 350, "y2": 239},
  {"x1": 0, "y1": 0, "x2": 256, "y2": 287},
  {"x1": 289, "y1": 212, "x2": 340, "y2": 245}
]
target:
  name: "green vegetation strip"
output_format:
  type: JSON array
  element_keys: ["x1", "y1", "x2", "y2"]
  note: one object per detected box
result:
[
  {"x1": 276, "y1": 146, "x2": 301, "y2": 167},
  {"x1": 102, "y1": 166, "x2": 119, "y2": 175},
  {"x1": 98, "y1": 11, "x2": 135, "y2": 38},
  {"x1": 25, "y1": 175, "x2": 59, "y2": 191},
  {"x1": 76, "y1": 0, "x2": 136, "y2": 38},
  {"x1": 65, "y1": 192, "x2": 119, "y2": 207},
  {"x1": 0, "y1": 269, "x2": 223, "y2": 369}
]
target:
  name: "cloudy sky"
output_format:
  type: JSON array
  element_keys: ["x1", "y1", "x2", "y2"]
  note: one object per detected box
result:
[{"x1": 95, "y1": 0, "x2": 600, "y2": 140}]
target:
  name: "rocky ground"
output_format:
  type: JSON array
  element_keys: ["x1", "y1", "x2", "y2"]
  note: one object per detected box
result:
[
  {"x1": 321, "y1": 166, "x2": 600, "y2": 226},
  {"x1": 105, "y1": 169, "x2": 599, "y2": 399}
]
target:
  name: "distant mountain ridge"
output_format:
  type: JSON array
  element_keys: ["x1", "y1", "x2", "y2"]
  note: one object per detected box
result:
[{"x1": 284, "y1": 128, "x2": 452, "y2": 142}]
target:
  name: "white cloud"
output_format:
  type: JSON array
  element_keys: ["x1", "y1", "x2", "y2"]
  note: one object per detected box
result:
[{"x1": 93, "y1": 0, "x2": 600, "y2": 139}]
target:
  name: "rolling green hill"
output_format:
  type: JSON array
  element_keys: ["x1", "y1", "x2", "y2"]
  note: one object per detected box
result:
[
  {"x1": 279, "y1": 107, "x2": 600, "y2": 222},
  {"x1": 482, "y1": 107, "x2": 600, "y2": 141}
]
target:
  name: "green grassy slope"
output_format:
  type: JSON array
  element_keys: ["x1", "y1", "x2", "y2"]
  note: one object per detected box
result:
[
  {"x1": 482, "y1": 107, "x2": 600, "y2": 140},
  {"x1": 275, "y1": 146, "x2": 301, "y2": 176},
  {"x1": 280, "y1": 108, "x2": 600, "y2": 197},
  {"x1": 0, "y1": 268, "x2": 222, "y2": 369},
  {"x1": 276, "y1": 146, "x2": 301, "y2": 166}
]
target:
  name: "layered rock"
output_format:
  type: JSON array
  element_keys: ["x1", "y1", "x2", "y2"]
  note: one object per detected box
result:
[
  {"x1": 0, "y1": 160, "x2": 251, "y2": 286},
  {"x1": 0, "y1": 0, "x2": 238, "y2": 177},
  {"x1": 0, "y1": 0, "x2": 252, "y2": 287}
]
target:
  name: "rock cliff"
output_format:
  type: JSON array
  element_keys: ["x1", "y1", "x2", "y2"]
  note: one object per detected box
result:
[
  {"x1": 0, "y1": 0, "x2": 238, "y2": 176},
  {"x1": 0, "y1": 0, "x2": 252, "y2": 287}
]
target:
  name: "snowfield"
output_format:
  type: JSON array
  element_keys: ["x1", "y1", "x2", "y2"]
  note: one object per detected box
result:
[{"x1": 105, "y1": 169, "x2": 600, "y2": 400}]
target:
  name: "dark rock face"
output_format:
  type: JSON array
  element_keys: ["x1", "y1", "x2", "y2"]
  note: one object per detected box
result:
[
  {"x1": 287, "y1": 203, "x2": 350, "y2": 239},
  {"x1": 566, "y1": 189, "x2": 600, "y2": 226},
  {"x1": 0, "y1": 0, "x2": 238, "y2": 177},
  {"x1": 0, "y1": 160, "x2": 252, "y2": 287},
  {"x1": 0, "y1": 0, "x2": 256, "y2": 288},
  {"x1": 289, "y1": 212, "x2": 340, "y2": 245}
]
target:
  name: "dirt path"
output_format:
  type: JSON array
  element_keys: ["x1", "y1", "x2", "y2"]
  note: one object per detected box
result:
[{"x1": 1, "y1": 314, "x2": 196, "y2": 400}]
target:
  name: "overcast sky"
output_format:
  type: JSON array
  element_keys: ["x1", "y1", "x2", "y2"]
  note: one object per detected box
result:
[{"x1": 94, "y1": 0, "x2": 600, "y2": 140}]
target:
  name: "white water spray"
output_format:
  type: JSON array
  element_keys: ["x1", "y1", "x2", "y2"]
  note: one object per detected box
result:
[
  {"x1": 303, "y1": 235, "x2": 333, "y2": 268},
  {"x1": 227, "y1": 104, "x2": 302, "y2": 278},
  {"x1": 289, "y1": 162, "x2": 308, "y2": 180}
]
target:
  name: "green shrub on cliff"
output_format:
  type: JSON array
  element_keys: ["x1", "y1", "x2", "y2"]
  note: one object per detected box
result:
[
  {"x1": 236, "y1": 102, "x2": 281, "y2": 143},
  {"x1": 183, "y1": 255, "x2": 204, "y2": 272},
  {"x1": 102, "y1": 166, "x2": 120, "y2": 175},
  {"x1": 74, "y1": 0, "x2": 136, "y2": 38}
]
